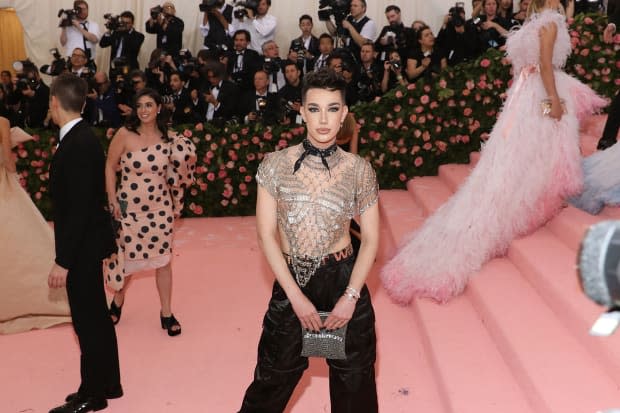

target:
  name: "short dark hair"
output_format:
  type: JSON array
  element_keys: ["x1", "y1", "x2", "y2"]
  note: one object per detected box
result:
[
  {"x1": 283, "y1": 59, "x2": 300, "y2": 70},
  {"x1": 126, "y1": 88, "x2": 169, "y2": 139},
  {"x1": 130, "y1": 69, "x2": 146, "y2": 82},
  {"x1": 299, "y1": 14, "x2": 313, "y2": 24},
  {"x1": 205, "y1": 61, "x2": 227, "y2": 79},
  {"x1": 319, "y1": 33, "x2": 334, "y2": 44},
  {"x1": 120, "y1": 11, "x2": 135, "y2": 22},
  {"x1": 50, "y1": 73, "x2": 87, "y2": 113},
  {"x1": 233, "y1": 29, "x2": 251, "y2": 42},
  {"x1": 301, "y1": 68, "x2": 346, "y2": 104},
  {"x1": 1, "y1": 70, "x2": 11, "y2": 78},
  {"x1": 73, "y1": 0, "x2": 88, "y2": 10},
  {"x1": 385, "y1": 5, "x2": 401, "y2": 14}
]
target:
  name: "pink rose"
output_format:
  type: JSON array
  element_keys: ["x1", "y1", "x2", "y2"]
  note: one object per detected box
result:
[
  {"x1": 584, "y1": 17, "x2": 593, "y2": 24},
  {"x1": 395, "y1": 90, "x2": 403, "y2": 98},
  {"x1": 420, "y1": 95, "x2": 430, "y2": 105},
  {"x1": 35, "y1": 192, "x2": 42, "y2": 200},
  {"x1": 463, "y1": 108, "x2": 472, "y2": 116},
  {"x1": 409, "y1": 114, "x2": 417, "y2": 123},
  {"x1": 480, "y1": 58, "x2": 491, "y2": 68},
  {"x1": 439, "y1": 79, "x2": 447, "y2": 89},
  {"x1": 183, "y1": 129, "x2": 192, "y2": 138},
  {"x1": 244, "y1": 175, "x2": 252, "y2": 183},
  {"x1": 393, "y1": 104, "x2": 402, "y2": 112},
  {"x1": 206, "y1": 172, "x2": 215, "y2": 181},
  {"x1": 580, "y1": 48, "x2": 590, "y2": 57},
  {"x1": 422, "y1": 143, "x2": 432, "y2": 150},
  {"x1": 239, "y1": 183, "x2": 247, "y2": 191},
  {"x1": 414, "y1": 157, "x2": 423, "y2": 167},
  {"x1": 221, "y1": 199, "x2": 229, "y2": 207},
  {"x1": 218, "y1": 170, "x2": 227, "y2": 179},
  {"x1": 251, "y1": 136, "x2": 260, "y2": 145},
  {"x1": 399, "y1": 173, "x2": 407, "y2": 182},
  {"x1": 194, "y1": 205, "x2": 203, "y2": 215}
]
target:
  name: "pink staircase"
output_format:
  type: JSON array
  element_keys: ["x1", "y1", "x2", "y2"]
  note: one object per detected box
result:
[{"x1": 378, "y1": 125, "x2": 620, "y2": 412}]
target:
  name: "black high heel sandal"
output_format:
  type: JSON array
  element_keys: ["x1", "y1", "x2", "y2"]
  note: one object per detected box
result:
[
  {"x1": 160, "y1": 313, "x2": 181, "y2": 337},
  {"x1": 109, "y1": 298, "x2": 123, "y2": 325}
]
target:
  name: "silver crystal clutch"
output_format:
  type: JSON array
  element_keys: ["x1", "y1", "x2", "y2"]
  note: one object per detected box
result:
[{"x1": 301, "y1": 311, "x2": 347, "y2": 360}]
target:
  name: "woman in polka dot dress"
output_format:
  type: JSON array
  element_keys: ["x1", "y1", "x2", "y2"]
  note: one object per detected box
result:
[{"x1": 104, "y1": 88, "x2": 196, "y2": 336}]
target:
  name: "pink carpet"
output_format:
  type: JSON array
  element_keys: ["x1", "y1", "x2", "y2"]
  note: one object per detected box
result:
[{"x1": 3, "y1": 115, "x2": 620, "y2": 412}]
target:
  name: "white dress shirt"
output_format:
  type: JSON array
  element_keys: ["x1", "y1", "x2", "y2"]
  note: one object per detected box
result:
[
  {"x1": 63, "y1": 20, "x2": 101, "y2": 59},
  {"x1": 58, "y1": 117, "x2": 82, "y2": 146},
  {"x1": 232, "y1": 13, "x2": 277, "y2": 53}
]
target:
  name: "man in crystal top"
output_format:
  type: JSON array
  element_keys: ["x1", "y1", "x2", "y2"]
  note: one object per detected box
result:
[{"x1": 237, "y1": 68, "x2": 380, "y2": 413}]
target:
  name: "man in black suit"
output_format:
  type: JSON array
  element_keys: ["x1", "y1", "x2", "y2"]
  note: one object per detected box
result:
[
  {"x1": 48, "y1": 73, "x2": 121, "y2": 413},
  {"x1": 228, "y1": 29, "x2": 263, "y2": 91},
  {"x1": 597, "y1": 0, "x2": 620, "y2": 150},
  {"x1": 145, "y1": 2, "x2": 185, "y2": 58},
  {"x1": 240, "y1": 69, "x2": 281, "y2": 125},
  {"x1": 287, "y1": 15, "x2": 320, "y2": 74},
  {"x1": 200, "y1": 0, "x2": 234, "y2": 50},
  {"x1": 13, "y1": 65, "x2": 50, "y2": 129},
  {"x1": 99, "y1": 11, "x2": 145, "y2": 73},
  {"x1": 200, "y1": 61, "x2": 240, "y2": 123}
]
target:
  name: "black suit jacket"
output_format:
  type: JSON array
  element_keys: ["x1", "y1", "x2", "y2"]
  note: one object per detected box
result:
[
  {"x1": 289, "y1": 35, "x2": 320, "y2": 72},
  {"x1": 610, "y1": 0, "x2": 620, "y2": 27},
  {"x1": 99, "y1": 29, "x2": 145, "y2": 70},
  {"x1": 227, "y1": 48, "x2": 262, "y2": 90},
  {"x1": 240, "y1": 90, "x2": 281, "y2": 125},
  {"x1": 146, "y1": 16, "x2": 184, "y2": 57},
  {"x1": 49, "y1": 120, "x2": 116, "y2": 270},
  {"x1": 203, "y1": 4, "x2": 234, "y2": 49}
]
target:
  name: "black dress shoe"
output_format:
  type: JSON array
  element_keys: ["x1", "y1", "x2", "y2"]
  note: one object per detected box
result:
[
  {"x1": 49, "y1": 397, "x2": 107, "y2": 413},
  {"x1": 65, "y1": 385, "x2": 123, "y2": 402}
]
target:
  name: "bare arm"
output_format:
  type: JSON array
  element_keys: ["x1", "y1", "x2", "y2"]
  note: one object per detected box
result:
[
  {"x1": 256, "y1": 185, "x2": 323, "y2": 331},
  {"x1": 539, "y1": 22, "x2": 563, "y2": 120},
  {"x1": 0, "y1": 117, "x2": 14, "y2": 172},
  {"x1": 105, "y1": 128, "x2": 126, "y2": 218},
  {"x1": 324, "y1": 200, "x2": 379, "y2": 330},
  {"x1": 60, "y1": 27, "x2": 67, "y2": 46},
  {"x1": 406, "y1": 57, "x2": 428, "y2": 80}
]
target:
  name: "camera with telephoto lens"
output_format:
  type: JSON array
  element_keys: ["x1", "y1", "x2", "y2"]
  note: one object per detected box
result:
[
  {"x1": 104, "y1": 13, "x2": 127, "y2": 31},
  {"x1": 263, "y1": 57, "x2": 282, "y2": 75},
  {"x1": 39, "y1": 48, "x2": 69, "y2": 77},
  {"x1": 58, "y1": 8, "x2": 78, "y2": 27},
  {"x1": 150, "y1": 5, "x2": 164, "y2": 19},
  {"x1": 448, "y1": 2, "x2": 466, "y2": 28},
  {"x1": 179, "y1": 49, "x2": 199, "y2": 76},
  {"x1": 290, "y1": 39, "x2": 306, "y2": 63},
  {"x1": 233, "y1": 0, "x2": 259, "y2": 19},
  {"x1": 200, "y1": 0, "x2": 220, "y2": 12}
]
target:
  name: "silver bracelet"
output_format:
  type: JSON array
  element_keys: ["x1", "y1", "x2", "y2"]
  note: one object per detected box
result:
[{"x1": 345, "y1": 286, "x2": 361, "y2": 300}]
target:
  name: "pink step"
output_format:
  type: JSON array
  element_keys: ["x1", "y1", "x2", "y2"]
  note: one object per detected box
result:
[
  {"x1": 414, "y1": 297, "x2": 534, "y2": 413},
  {"x1": 467, "y1": 258, "x2": 620, "y2": 411},
  {"x1": 600, "y1": 206, "x2": 620, "y2": 220},
  {"x1": 544, "y1": 205, "x2": 600, "y2": 251},
  {"x1": 469, "y1": 151, "x2": 481, "y2": 165},
  {"x1": 437, "y1": 163, "x2": 471, "y2": 192},
  {"x1": 508, "y1": 228, "x2": 620, "y2": 384},
  {"x1": 407, "y1": 176, "x2": 453, "y2": 216}
]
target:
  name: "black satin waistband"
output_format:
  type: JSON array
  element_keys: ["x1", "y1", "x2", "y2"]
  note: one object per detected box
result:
[{"x1": 283, "y1": 244, "x2": 354, "y2": 268}]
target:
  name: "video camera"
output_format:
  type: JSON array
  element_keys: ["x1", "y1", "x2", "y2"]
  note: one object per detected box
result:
[
  {"x1": 200, "y1": 0, "x2": 221, "y2": 12},
  {"x1": 58, "y1": 8, "x2": 78, "y2": 28},
  {"x1": 448, "y1": 2, "x2": 466, "y2": 28},
  {"x1": 233, "y1": 0, "x2": 259, "y2": 19},
  {"x1": 318, "y1": 0, "x2": 351, "y2": 24},
  {"x1": 104, "y1": 13, "x2": 127, "y2": 31},
  {"x1": 150, "y1": 5, "x2": 174, "y2": 20},
  {"x1": 178, "y1": 49, "x2": 200, "y2": 76},
  {"x1": 40, "y1": 48, "x2": 69, "y2": 77}
]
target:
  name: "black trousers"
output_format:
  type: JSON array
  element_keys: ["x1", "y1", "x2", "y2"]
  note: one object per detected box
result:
[
  {"x1": 238, "y1": 254, "x2": 378, "y2": 413},
  {"x1": 601, "y1": 90, "x2": 620, "y2": 142},
  {"x1": 66, "y1": 258, "x2": 121, "y2": 399}
]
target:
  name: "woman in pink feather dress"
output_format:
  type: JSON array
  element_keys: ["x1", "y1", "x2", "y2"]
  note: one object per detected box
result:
[{"x1": 381, "y1": 0, "x2": 606, "y2": 304}]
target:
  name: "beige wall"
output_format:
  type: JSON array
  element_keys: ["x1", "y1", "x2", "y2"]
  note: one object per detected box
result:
[{"x1": 0, "y1": 0, "x2": 471, "y2": 73}]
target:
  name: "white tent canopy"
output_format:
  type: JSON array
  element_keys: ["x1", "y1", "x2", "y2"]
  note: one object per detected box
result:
[{"x1": 0, "y1": 0, "x2": 465, "y2": 71}]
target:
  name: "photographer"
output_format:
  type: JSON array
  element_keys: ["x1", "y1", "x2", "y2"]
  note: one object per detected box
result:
[
  {"x1": 227, "y1": 29, "x2": 262, "y2": 90},
  {"x1": 69, "y1": 47, "x2": 93, "y2": 78},
  {"x1": 200, "y1": 0, "x2": 234, "y2": 50},
  {"x1": 277, "y1": 60, "x2": 302, "y2": 124},
  {"x1": 406, "y1": 26, "x2": 447, "y2": 83},
  {"x1": 200, "y1": 61, "x2": 240, "y2": 122},
  {"x1": 327, "y1": 51, "x2": 359, "y2": 106},
  {"x1": 240, "y1": 69, "x2": 280, "y2": 124},
  {"x1": 145, "y1": 48, "x2": 178, "y2": 95},
  {"x1": 326, "y1": 0, "x2": 377, "y2": 63},
  {"x1": 375, "y1": 5, "x2": 411, "y2": 63},
  {"x1": 232, "y1": 0, "x2": 277, "y2": 53},
  {"x1": 381, "y1": 49, "x2": 407, "y2": 93},
  {"x1": 146, "y1": 2, "x2": 185, "y2": 58},
  {"x1": 261, "y1": 40, "x2": 285, "y2": 92},
  {"x1": 465, "y1": 0, "x2": 511, "y2": 57},
  {"x1": 12, "y1": 65, "x2": 49, "y2": 129},
  {"x1": 437, "y1": 3, "x2": 477, "y2": 66},
  {"x1": 287, "y1": 15, "x2": 320, "y2": 74},
  {"x1": 84, "y1": 71, "x2": 121, "y2": 128},
  {"x1": 59, "y1": 1, "x2": 100, "y2": 65},
  {"x1": 99, "y1": 11, "x2": 145, "y2": 72},
  {"x1": 313, "y1": 33, "x2": 335, "y2": 70},
  {"x1": 116, "y1": 69, "x2": 147, "y2": 119},
  {"x1": 166, "y1": 71, "x2": 202, "y2": 125},
  {"x1": 357, "y1": 41, "x2": 382, "y2": 101}
]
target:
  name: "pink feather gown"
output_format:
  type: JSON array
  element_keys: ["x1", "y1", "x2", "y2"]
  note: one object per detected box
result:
[{"x1": 380, "y1": 10, "x2": 606, "y2": 304}]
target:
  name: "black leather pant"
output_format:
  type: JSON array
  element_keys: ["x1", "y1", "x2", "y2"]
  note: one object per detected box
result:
[{"x1": 238, "y1": 254, "x2": 378, "y2": 413}]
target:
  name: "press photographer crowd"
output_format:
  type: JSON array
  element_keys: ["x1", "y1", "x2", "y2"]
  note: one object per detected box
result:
[{"x1": 0, "y1": 0, "x2": 612, "y2": 130}]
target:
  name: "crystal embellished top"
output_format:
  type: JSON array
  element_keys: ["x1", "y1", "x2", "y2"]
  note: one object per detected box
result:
[{"x1": 256, "y1": 142, "x2": 379, "y2": 286}]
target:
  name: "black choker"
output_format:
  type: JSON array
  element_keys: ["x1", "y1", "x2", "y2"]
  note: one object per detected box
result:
[{"x1": 293, "y1": 139, "x2": 338, "y2": 174}]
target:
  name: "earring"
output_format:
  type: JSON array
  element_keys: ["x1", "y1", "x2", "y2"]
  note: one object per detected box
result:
[{"x1": 157, "y1": 110, "x2": 161, "y2": 114}]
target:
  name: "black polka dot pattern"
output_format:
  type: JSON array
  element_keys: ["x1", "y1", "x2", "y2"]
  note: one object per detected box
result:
[{"x1": 104, "y1": 136, "x2": 196, "y2": 291}]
